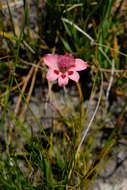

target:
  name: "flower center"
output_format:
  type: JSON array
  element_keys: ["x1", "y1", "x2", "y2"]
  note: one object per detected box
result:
[{"x1": 57, "y1": 54, "x2": 75, "y2": 73}]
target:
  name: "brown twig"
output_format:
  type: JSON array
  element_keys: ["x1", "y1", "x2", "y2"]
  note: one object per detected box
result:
[
  {"x1": 106, "y1": 60, "x2": 115, "y2": 99},
  {"x1": 19, "y1": 61, "x2": 41, "y2": 121},
  {"x1": 14, "y1": 66, "x2": 35, "y2": 115},
  {"x1": 98, "y1": 68, "x2": 127, "y2": 73},
  {"x1": 76, "y1": 82, "x2": 83, "y2": 101}
]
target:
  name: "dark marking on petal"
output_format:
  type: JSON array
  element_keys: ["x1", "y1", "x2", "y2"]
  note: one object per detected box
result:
[
  {"x1": 68, "y1": 71, "x2": 74, "y2": 75},
  {"x1": 71, "y1": 64, "x2": 76, "y2": 68},
  {"x1": 61, "y1": 74, "x2": 66, "y2": 79},
  {"x1": 54, "y1": 69, "x2": 59, "y2": 75}
]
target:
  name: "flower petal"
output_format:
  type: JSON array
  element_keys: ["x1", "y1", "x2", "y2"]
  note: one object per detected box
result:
[
  {"x1": 58, "y1": 75, "x2": 69, "y2": 86},
  {"x1": 43, "y1": 54, "x2": 58, "y2": 69},
  {"x1": 67, "y1": 70, "x2": 79, "y2": 82},
  {"x1": 46, "y1": 69, "x2": 59, "y2": 81},
  {"x1": 73, "y1": 59, "x2": 88, "y2": 71}
]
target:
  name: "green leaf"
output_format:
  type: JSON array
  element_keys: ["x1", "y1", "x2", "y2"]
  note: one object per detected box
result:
[{"x1": 60, "y1": 36, "x2": 72, "y2": 53}]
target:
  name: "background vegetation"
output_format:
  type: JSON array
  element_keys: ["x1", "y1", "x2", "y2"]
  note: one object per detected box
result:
[{"x1": 0, "y1": 0, "x2": 127, "y2": 189}]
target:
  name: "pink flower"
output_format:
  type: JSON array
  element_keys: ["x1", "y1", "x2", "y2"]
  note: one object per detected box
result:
[{"x1": 43, "y1": 53, "x2": 88, "y2": 86}]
